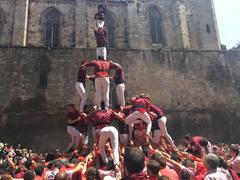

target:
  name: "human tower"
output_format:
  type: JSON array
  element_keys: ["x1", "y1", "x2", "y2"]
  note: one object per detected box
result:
[{"x1": 67, "y1": 0, "x2": 175, "y2": 171}]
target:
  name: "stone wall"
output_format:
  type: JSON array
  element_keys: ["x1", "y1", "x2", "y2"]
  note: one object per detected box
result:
[
  {"x1": 27, "y1": 0, "x2": 76, "y2": 47},
  {"x1": 183, "y1": 0, "x2": 221, "y2": 50},
  {"x1": 0, "y1": 0, "x2": 15, "y2": 46},
  {"x1": 0, "y1": 0, "x2": 221, "y2": 50},
  {"x1": 0, "y1": 47, "x2": 240, "y2": 151}
]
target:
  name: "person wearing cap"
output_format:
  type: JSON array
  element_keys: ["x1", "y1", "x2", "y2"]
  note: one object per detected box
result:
[
  {"x1": 75, "y1": 60, "x2": 88, "y2": 113},
  {"x1": 94, "y1": 0, "x2": 107, "y2": 28},
  {"x1": 94, "y1": 27, "x2": 107, "y2": 61}
]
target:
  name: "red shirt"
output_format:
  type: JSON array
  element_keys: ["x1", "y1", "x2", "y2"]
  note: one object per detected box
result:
[
  {"x1": 15, "y1": 171, "x2": 25, "y2": 178},
  {"x1": 123, "y1": 106, "x2": 134, "y2": 116},
  {"x1": 67, "y1": 111, "x2": 80, "y2": 127},
  {"x1": 189, "y1": 136, "x2": 204, "y2": 157},
  {"x1": 86, "y1": 60, "x2": 113, "y2": 77},
  {"x1": 149, "y1": 104, "x2": 164, "y2": 119},
  {"x1": 94, "y1": 29, "x2": 107, "y2": 47},
  {"x1": 90, "y1": 110, "x2": 115, "y2": 128},
  {"x1": 131, "y1": 97, "x2": 150, "y2": 113},
  {"x1": 122, "y1": 172, "x2": 149, "y2": 180},
  {"x1": 36, "y1": 175, "x2": 44, "y2": 180},
  {"x1": 195, "y1": 162, "x2": 207, "y2": 178},
  {"x1": 160, "y1": 167, "x2": 179, "y2": 180}
]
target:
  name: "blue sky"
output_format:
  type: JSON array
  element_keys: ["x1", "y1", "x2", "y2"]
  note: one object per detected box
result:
[{"x1": 213, "y1": 0, "x2": 240, "y2": 49}]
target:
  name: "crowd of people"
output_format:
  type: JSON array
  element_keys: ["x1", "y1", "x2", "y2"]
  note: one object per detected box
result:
[
  {"x1": 0, "y1": 139, "x2": 240, "y2": 180},
  {"x1": 1, "y1": 1, "x2": 240, "y2": 180}
]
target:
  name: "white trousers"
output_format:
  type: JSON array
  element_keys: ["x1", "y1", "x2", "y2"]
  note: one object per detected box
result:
[
  {"x1": 96, "y1": 20, "x2": 105, "y2": 28},
  {"x1": 75, "y1": 82, "x2": 86, "y2": 113},
  {"x1": 116, "y1": 83, "x2": 125, "y2": 107},
  {"x1": 67, "y1": 126, "x2": 88, "y2": 148},
  {"x1": 95, "y1": 77, "x2": 110, "y2": 110},
  {"x1": 157, "y1": 116, "x2": 175, "y2": 146},
  {"x1": 125, "y1": 111, "x2": 152, "y2": 139},
  {"x1": 99, "y1": 126, "x2": 119, "y2": 165},
  {"x1": 96, "y1": 47, "x2": 107, "y2": 60},
  {"x1": 119, "y1": 134, "x2": 128, "y2": 146}
]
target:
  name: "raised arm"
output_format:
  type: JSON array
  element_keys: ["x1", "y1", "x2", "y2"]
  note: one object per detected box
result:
[
  {"x1": 109, "y1": 61, "x2": 122, "y2": 69},
  {"x1": 82, "y1": 61, "x2": 95, "y2": 68},
  {"x1": 112, "y1": 110, "x2": 125, "y2": 122},
  {"x1": 68, "y1": 116, "x2": 81, "y2": 125}
]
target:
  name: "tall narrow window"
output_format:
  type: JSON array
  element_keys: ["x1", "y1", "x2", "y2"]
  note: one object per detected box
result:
[
  {"x1": 149, "y1": 6, "x2": 164, "y2": 44},
  {"x1": 0, "y1": 8, "x2": 5, "y2": 40},
  {"x1": 36, "y1": 58, "x2": 51, "y2": 89},
  {"x1": 206, "y1": 24, "x2": 211, "y2": 33},
  {"x1": 42, "y1": 8, "x2": 61, "y2": 48},
  {"x1": 105, "y1": 11, "x2": 115, "y2": 48}
]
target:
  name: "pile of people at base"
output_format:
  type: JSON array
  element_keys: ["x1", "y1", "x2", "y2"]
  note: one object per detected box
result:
[{"x1": 0, "y1": 138, "x2": 240, "y2": 180}]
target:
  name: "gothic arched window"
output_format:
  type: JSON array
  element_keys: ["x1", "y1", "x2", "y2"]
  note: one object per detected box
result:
[
  {"x1": 149, "y1": 6, "x2": 164, "y2": 45},
  {"x1": 41, "y1": 7, "x2": 61, "y2": 48},
  {"x1": 0, "y1": 8, "x2": 6, "y2": 39},
  {"x1": 105, "y1": 11, "x2": 115, "y2": 48}
]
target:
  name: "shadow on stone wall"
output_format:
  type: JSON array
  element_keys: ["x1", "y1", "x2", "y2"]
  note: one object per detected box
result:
[{"x1": 1, "y1": 109, "x2": 240, "y2": 152}]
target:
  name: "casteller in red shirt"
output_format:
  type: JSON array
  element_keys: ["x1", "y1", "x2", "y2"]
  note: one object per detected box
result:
[{"x1": 160, "y1": 167, "x2": 179, "y2": 180}]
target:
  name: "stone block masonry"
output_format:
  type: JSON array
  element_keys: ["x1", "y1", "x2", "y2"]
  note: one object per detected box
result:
[
  {"x1": 0, "y1": 47, "x2": 240, "y2": 151},
  {"x1": 0, "y1": 0, "x2": 221, "y2": 50}
]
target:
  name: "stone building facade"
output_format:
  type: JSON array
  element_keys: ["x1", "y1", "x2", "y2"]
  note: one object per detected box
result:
[
  {"x1": 1, "y1": 0, "x2": 239, "y2": 152},
  {"x1": 0, "y1": 0, "x2": 221, "y2": 50}
]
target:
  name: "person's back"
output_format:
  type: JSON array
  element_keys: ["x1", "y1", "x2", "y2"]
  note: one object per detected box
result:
[
  {"x1": 204, "y1": 168, "x2": 230, "y2": 180},
  {"x1": 204, "y1": 154, "x2": 229, "y2": 180}
]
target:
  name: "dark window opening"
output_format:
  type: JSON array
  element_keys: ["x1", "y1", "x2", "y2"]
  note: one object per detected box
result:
[
  {"x1": 0, "y1": 8, "x2": 5, "y2": 40},
  {"x1": 149, "y1": 6, "x2": 164, "y2": 44},
  {"x1": 38, "y1": 59, "x2": 50, "y2": 89},
  {"x1": 42, "y1": 8, "x2": 61, "y2": 48},
  {"x1": 206, "y1": 24, "x2": 211, "y2": 33},
  {"x1": 105, "y1": 12, "x2": 115, "y2": 48}
]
